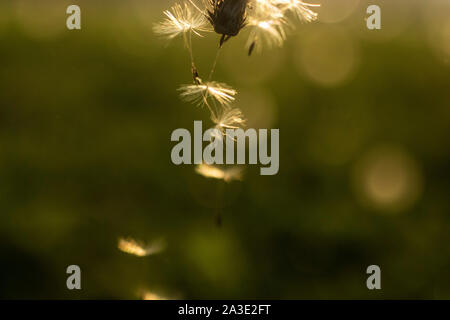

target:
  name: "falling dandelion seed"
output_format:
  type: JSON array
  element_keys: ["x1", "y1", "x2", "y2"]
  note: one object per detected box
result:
[
  {"x1": 118, "y1": 237, "x2": 166, "y2": 257},
  {"x1": 252, "y1": 0, "x2": 285, "y2": 20},
  {"x1": 272, "y1": 0, "x2": 320, "y2": 22},
  {"x1": 153, "y1": 2, "x2": 210, "y2": 40},
  {"x1": 246, "y1": 17, "x2": 287, "y2": 54},
  {"x1": 139, "y1": 288, "x2": 181, "y2": 300},
  {"x1": 212, "y1": 107, "x2": 246, "y2": 129},
  {"x1": 196, "y1": 164, "x2": 244, "y2": 182},
  {"x1": 141, "y1": 291, "x2": 168, "y2": 300},
  {"x1": 245, "y1": 0, "x2": 319, "y2": 54},
  {"x1": 178, "y1": 81, "x2": 237, "y2": 107},
  {"x1": 211, "y1": 107, "x2": 246, "y2": 139}
]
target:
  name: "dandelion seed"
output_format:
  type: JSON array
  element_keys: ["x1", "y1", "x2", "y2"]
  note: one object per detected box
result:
[
  {"x1": 246, "y1": 0, "x2": 319, "y2": 54},
  {"x1": 118, "y1": 237, "x2": 166, "y2": 257},
  {"x1": 141, "y1": 291, "x2": 168, "y2": 300},
  {"x1": 196, "y1": 164, "x2": 243, "y2": 182},
  {"x1": 246, "y1": 17, "x2": 287, "y2": 54},
  {"x1": 212, "y1": 107, "x2": 246, "y2": 130},
  {"x1": 252, "y1": 0, "x2": 285, "y2": 20},
  {"x1": 209, "y1": 107, "x2": 246, "y2": 141},
  {"x1": 273, "y1": 0, "x2": 320, "y2": 22},
  {"x1": 153, "y1": 2, "x2": 210, "y2": 40},
  {"x1": 178, "y1": 81, "x2": 237, "y2": 107}
]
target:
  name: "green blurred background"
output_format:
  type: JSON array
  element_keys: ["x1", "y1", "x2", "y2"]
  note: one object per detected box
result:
[{"x1": 0, "y1": 0, "x2": 449, "y2": 299}]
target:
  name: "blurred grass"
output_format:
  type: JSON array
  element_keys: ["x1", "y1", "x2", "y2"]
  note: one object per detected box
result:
[{"x1": 0, "y1": 0, "x2": 449, "y2": 299}]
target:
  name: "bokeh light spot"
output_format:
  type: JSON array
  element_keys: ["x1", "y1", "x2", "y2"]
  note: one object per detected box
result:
[
  {"x1": 295, "y1": 25, "x2": 360, "y2": 87},
  {"x1": 352, "y1": 145, "x2": 424, "y2": 213}
]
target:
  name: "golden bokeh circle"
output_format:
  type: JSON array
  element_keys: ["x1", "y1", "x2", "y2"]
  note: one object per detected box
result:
[
  {"x1": 295, "y1": 26, "x2": 360, "y2": 87},
  {"x1": 352, "y1": 145, "x2": 423, "y2": 213}
]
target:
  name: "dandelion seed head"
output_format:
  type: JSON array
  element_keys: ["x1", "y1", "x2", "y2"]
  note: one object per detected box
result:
[
  {"x1": 196, "y1": 164, "x2": 243, "y2": 182},
  {"x1": 208, "y1": 0, "x2": 249, "y2": 41},
  {"x1": 118, "y1": 237, "x2": 166, "y2": 257},
  {"x1": 178, "y1": 81, "x2": 237, "y2": 107},
  {"x1": 153, "y1": 2, "x2": 210, "y2": 40}
]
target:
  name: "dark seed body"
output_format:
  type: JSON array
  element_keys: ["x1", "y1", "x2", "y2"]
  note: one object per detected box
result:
[
  {"x1": 248, "y1": 41, "x2": 256, "y2": 56},
  {"x1": 208, "y1": 0, "x2": 249, "y2": 38}
]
